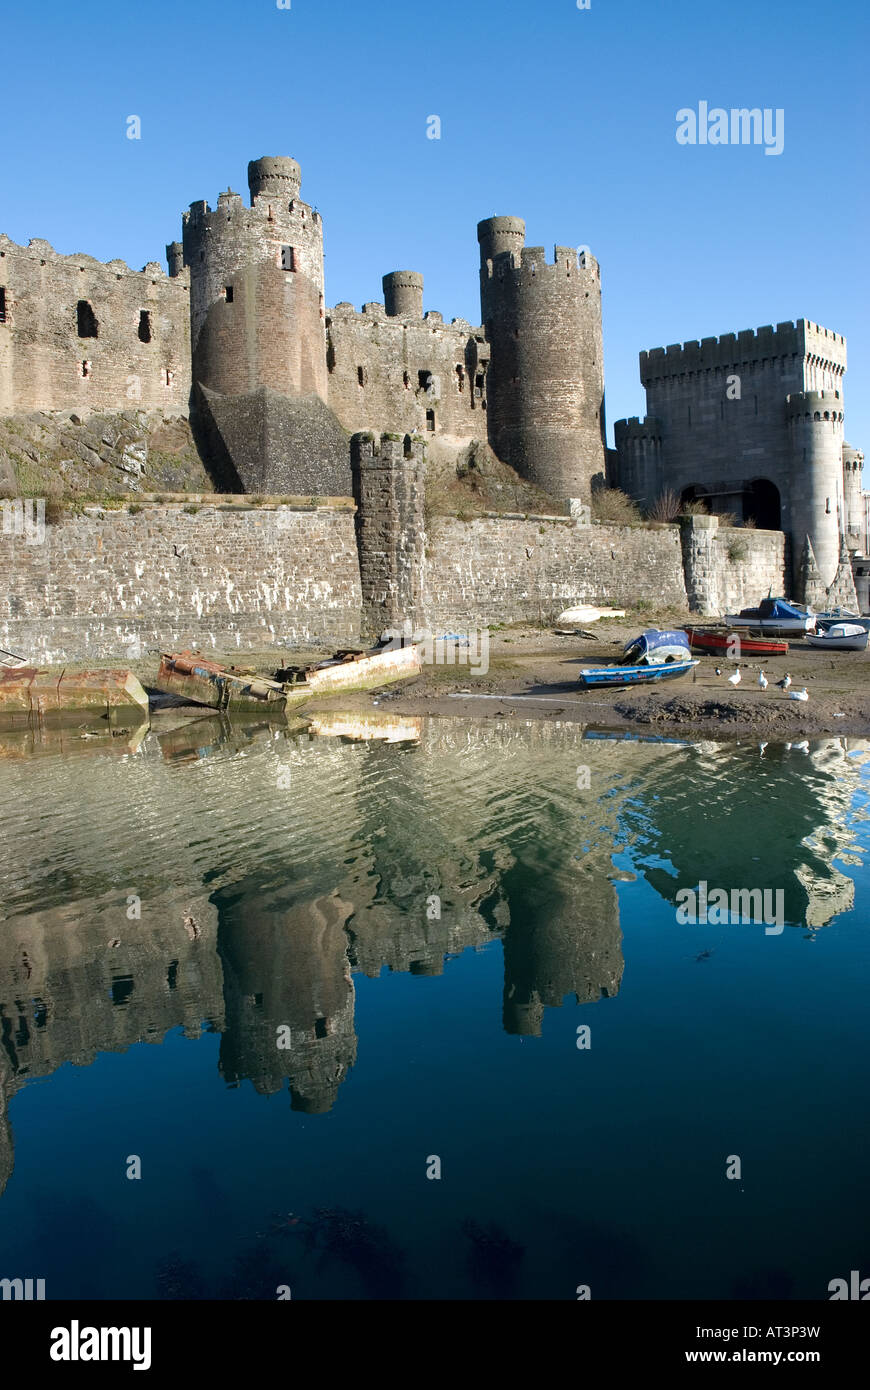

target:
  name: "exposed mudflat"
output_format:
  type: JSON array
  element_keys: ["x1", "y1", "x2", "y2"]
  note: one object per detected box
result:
[{"x1": 321, "y1": 619, "x2": 870, "y2": 740}]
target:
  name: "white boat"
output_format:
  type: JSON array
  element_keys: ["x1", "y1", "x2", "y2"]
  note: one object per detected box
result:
[
  {"x1": 723, "y1": 597, "x2": 816, "y2": 635},
  {"x1": 805, "y1": 623, "x2": 869, "y2": 652},
  {"x1": 555, "y1": 605, "x2": 626, "y2": 627}
]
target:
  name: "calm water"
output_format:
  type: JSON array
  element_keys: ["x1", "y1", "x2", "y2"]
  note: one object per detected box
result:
[{"x1": 0, "y1": 712, "x2": 868, "y2": 1300}]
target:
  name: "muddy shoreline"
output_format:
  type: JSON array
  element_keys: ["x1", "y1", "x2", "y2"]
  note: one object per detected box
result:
[{"x1": 303, "y1": 621, "x2": 870, "y2": 740}]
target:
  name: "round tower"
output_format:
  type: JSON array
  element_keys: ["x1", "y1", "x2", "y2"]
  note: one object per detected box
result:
[
  {"x1": 785, "y1": 390, "x2": 845, "y2": 588},
  {"x1": 165, "y1": 241, "x2": 184, "y2": 278},
  {"x1": 842, "y1": 441, "x2": 864, "y2": 542},
  {"x1": 382, "y1": 271, "x2": 424, "y2": 319},
  {"x1": 181, "y1": 156, "x2": 327, "y2": 401},
  {"x1": 478, "y1": 218, "x2": 606, "y2": 500},
  {"x1": 613, "y1": 416, "x2": 663, "y2": 506},
  {"x1": 477, "y1": 216, "x2": 526, "y2": 266},
  {"x1": 247, "y1": 156, "x2": 301, "y2": 203}
]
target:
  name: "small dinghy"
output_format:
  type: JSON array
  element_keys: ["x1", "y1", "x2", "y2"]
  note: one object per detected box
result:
[
  {"x1": 805, "y1": 622, "x2": 869, "y2": 652},
  {"x1": 555, "y1": 604, "x2": 627, "y2": 631},
  {"x1": 578, "y1": 629, "x2": 697, "y2": 689},
  {"x1": 578, "y1": 658, "x2": 699, "y2": 689}
]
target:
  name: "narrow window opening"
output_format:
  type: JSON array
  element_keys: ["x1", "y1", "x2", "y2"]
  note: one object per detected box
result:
[
  {"x1": 225, "y1": 285, "x2": 234, "y2": 303},
  {"x1": 281, "y1": 245, "x2": 296, "y2": 271},
  {"x1": 314, "y1": 1017, "x2": 328, "y2": 1039},
  {"x1": 426, "y1": 409, "x2": 435, "y2": 432},
  {"x1": 77, "y1": 300, "x2": 98, "y2": 338},
  {"x1": 81, "y1": 360, "x2": 91, "y2": 378},
  {"x1": 357, "y1": 365, "x2": 366, "y2": 386},
  {"x1": 0, "y1": 287, "x2": 6, "y2": 323},
  {"x1": 165, "y1": 369, "x2": 174, "y2": 387},
  {"x1": 418, "y1": 369, "x2": 433, "y2": 391},
  {"x1": 138, "y1": 310, "x2": 152, "y2": 343},
  {"x1": 403, "y1": 371, "x2": 411, "y2": 389},
  {"x1": 475, "y1": 372, "x2": 485, "y2": 396}
]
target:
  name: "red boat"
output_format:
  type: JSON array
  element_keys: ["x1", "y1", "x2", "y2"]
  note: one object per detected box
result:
[{"x1": 686, "y1": 627, "x2": 789, "y2": 656}]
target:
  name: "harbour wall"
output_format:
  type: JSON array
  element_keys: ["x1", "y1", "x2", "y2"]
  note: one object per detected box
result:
[{"x1": 0, "y1": 502, "x2": 786, "y2": 663}]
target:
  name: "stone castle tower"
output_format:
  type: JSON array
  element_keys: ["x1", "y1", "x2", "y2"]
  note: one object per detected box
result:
[
  {"x1": 169, "y1": 157, "x2": 609, "y2": 505},
  {"x1": 613, "y1": 321, "x2": 859, "y2": 605},
  {"x1": 478, "y1": 217, "x2": 606, "y2": 498},
  {"x1": 176, "y1": 156, "x2": 350, "y2": 496}
]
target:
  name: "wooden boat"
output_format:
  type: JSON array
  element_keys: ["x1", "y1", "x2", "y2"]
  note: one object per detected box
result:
[
  {"x1": 578, "y1": 658, "x2": 698, "y2": 689},
  {"x1": 686, "y1": 627, "x2": 788, "y2": 656},
  {"x1": 805, "y1": 623, "x2": 869, "y2": 652},
  {"x1": 722, "y1": 597, "x2": 815, "y2": 635},
  {"x1": 155, "y1": 643, "x2": 422, "y2": 713}
]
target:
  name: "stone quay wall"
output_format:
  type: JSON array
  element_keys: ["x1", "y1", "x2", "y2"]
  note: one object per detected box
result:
[
  {"x1": 0, "y1": 501, "x2": 361, "y2": 665},
  {"x1": 0, "y1": 502, "x2": 787, "y2": 664}
]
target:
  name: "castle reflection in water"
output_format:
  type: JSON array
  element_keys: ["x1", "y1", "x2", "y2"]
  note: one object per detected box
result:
[{"x1": 0, "y1": 714, "x2": 866, "y2": 1199}]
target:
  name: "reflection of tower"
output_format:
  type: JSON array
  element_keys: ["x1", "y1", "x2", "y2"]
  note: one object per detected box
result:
[
  {"x1": 0, "y1": 888, "x2": 223, "y2": 1197},
  {"x1": 501, "y1": 855, "x2": 623, "y2": 1037},
  {"x1": 478, "y1": 217, "x2": 606, "y2": 499},
  {"x1": 215, "y1": 884, "x2": 357, "y2": 1113},
  {"x1": 0, "y1": 1052, "x2": 13, "y2": 1199}
]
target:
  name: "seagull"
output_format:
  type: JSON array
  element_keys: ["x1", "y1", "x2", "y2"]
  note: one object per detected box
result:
[
  {"x1": 789, "y1": 687, "x2": 809, "y2": 702},
  {"x1": 728, "y1": 668, "x2": 741, "y2": 686},
  {"x1": 715, "y1": 667, "x2": 722, "y2": 677},
  {"x1": 776, "y1": 673, "x2": 792, "y2": 690},
  {"x1": 758, "y1": 670, "x2": 768, "y2": 689}
]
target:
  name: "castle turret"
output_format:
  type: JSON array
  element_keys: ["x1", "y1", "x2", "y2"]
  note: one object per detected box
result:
[
  {"x1": 165, "y1": 241, "x2": 184, "y2": 278},
  {"x1": 382, "y1": 271, "x2": 424, "y2": 319},
  {"x1": 182, "y1": 157, "x2": 327, "y2": 401},
  {"x1": 842, "y1": 442, "x2": 864, "y2": 543},
  {"x1": 478, "y1": 218, "x2": 606, "y2": 500},
  {"x1": 247, "y1": 155, "x2": 302, "y2": 203},
  {"x1": 613, "y1": 416, "x2": 663, "y2": 505},
  {"x1": 786, "y1": 390, "x2": 845, "y2": 590},
  {"x1": 179, "y1": 157, "x2": 350, "y2": 494}
]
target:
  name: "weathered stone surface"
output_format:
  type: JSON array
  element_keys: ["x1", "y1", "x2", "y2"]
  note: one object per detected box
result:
[{"x1": 0, "y1": 503, "x2": 362, "y2": 663}]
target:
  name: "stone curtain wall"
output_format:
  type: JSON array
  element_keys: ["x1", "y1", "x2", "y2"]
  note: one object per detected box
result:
[
  {"x1": 423, "y1": 517, "x2": 688, "y2": 629},
  {"x1": 0, "y1": 506, "x2": 788, "y2": 665},
  {"x1": 0, "y1": 236, "x2": 191, "y2": 417},
  {"x1": 679, "y1": 515, "x2": 786, "y2": 617},
  {"x1": 0, "y1": 503, "x2": 361, "y2": 664}
]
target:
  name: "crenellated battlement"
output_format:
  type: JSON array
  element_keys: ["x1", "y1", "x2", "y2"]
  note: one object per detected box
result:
[
  {"x1": 614, "y1": 415, "x2": 662, "y2": 443},
  {"x1": 483, "y1": 243, "x2": 600, "y2": 283},
  {"x1": 0, "y1": 233, "x2": 181, "y2": 282},
  {"x1": 786, "y1": 389, "x2": 845, "y2": 423},
  {"x1": 641, "y1": 319, "x2": 846, "y2": 380}
]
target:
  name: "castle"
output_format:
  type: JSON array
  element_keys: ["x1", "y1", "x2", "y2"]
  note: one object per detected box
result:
[{"x1": 0, "y1": 153, "x2": 863, "y2": 605}]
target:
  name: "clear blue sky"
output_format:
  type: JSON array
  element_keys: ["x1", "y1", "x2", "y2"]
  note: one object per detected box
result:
[{"x1": 2, "y1": 0, "x2": 867, "y2": 448}]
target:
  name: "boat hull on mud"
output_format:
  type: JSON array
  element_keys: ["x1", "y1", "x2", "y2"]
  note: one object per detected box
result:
[
  {"x1": 578, "y1": 658, "x2": 699, "y2": 690},
  {"x1": 155, "y1": 644, "x2": 422, "y2": 713},
  {"x1": 686, "y1": 628, "x2": 789, "y2": 656}
]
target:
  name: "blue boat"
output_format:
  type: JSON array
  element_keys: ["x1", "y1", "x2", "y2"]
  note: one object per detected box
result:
[
  {"x1": 621, "y1": 629, "x2": 691, "y2": 664},
  {"x1": 578, "y1": 657, "x2": 699, "y2": 689}
]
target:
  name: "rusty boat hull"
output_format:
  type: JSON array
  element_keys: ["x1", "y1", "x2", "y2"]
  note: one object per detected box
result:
[
  {"x1": 0, "y1": 667, "x2": 150, "y2": 727},
  {"x1": 154, "y1": 644, "x2": 422, "y2": 713}
]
